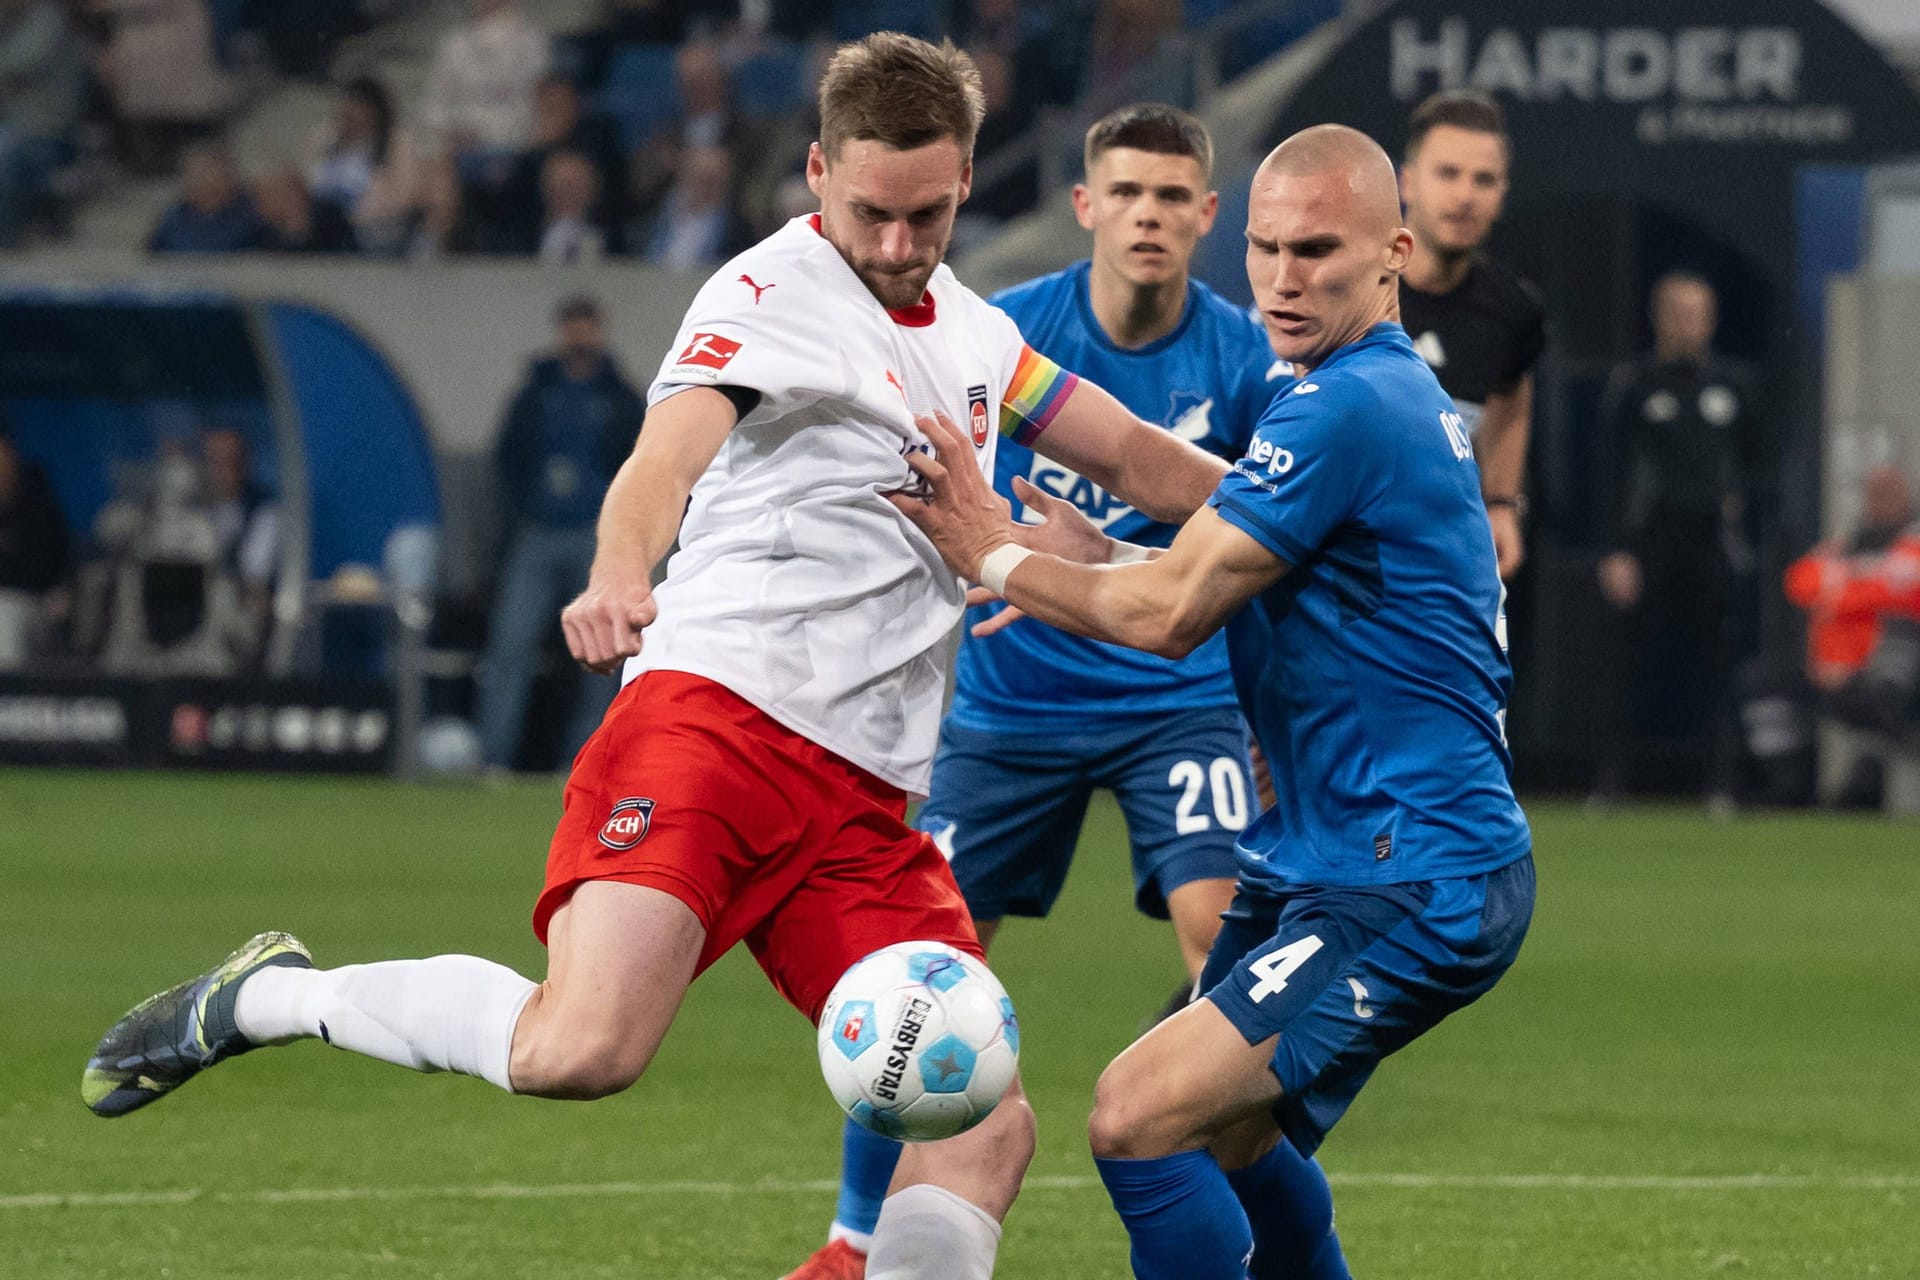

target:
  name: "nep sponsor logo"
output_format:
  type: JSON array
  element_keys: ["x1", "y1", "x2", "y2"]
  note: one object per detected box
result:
[
  {"x1": 1248, "y1": 438, "x2": 1295, "y2": 475},
  {"x1": 598, "y1": 796, "x2": 656, "y2": 850}
]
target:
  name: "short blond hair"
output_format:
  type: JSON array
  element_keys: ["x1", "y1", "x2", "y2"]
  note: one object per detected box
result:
[{"x1": 818, "y1": 32, "x2": 986, "y2": 162}]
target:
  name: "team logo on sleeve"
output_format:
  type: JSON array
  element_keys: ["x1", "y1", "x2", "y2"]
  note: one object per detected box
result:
[
  {"x1": 967, "y1": 384, "x2": 990, "y2": 447},
  {"x1": 675, "y1": 332, "x2": 742, "y2": 372},
  {"x1": 598, "y1": 797, "x2": 656, "y2": 850}
]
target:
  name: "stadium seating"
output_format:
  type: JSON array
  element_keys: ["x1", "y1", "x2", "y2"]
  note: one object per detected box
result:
[{"x1": 596, "y1": 44, "x2": 682, "y2": 152}]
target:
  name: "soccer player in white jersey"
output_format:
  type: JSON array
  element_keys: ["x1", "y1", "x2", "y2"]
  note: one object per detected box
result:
[{"x1": 82, "y1": 33, "x2": 1230, "y2": 1280}]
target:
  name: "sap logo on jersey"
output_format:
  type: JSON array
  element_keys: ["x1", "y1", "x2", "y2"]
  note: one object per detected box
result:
[
  {"x1": 1248, "y1": 438, "x2": 1295, "y2": 475},
  {"x1": 598, "y1": 797, "x2": 656, "y2": 850},
  {"x1": 673, "y1": 332, "x2": 742, "y2": 376},
  {"x1": 967, "y1": 384, "x2": 990, "y2": 447},
  {"x1": 1027, "y1": 460, "x2": 1132, "y2": 531}
]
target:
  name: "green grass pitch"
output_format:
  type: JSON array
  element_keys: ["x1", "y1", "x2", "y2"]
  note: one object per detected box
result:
[{"x1": 3, "y1": 770, "x2": 1915, "y2": 1278}]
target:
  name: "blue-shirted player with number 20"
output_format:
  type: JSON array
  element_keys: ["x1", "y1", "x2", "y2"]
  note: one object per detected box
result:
[
  {"x1": 782, "y1": 104, "x2": 1282, "y2": 1280},
  {"x1": 893, "y1": 124, "x2": 1535, "y2": 1280}
]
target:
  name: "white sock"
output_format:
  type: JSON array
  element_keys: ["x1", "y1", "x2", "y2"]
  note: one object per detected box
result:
[
  {"x1": 866, "y1": 1185, "x2": 1002, "y2": 1280},
  {"x1": 234, "y1": 956, "x2": 536, "y2": 1092},
  {"x1": 827, "y1": 1222, "x2": 873, "y2": 1253}
]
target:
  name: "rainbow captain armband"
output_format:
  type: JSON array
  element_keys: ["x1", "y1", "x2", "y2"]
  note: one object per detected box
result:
[{"x1": 1000, "y1": 345, "x2": 1079, "y2": 446}]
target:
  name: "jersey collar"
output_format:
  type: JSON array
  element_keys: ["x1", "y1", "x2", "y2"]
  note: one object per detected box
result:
[{"x1": 808, "y1": 213, "x2": 938, "y2": 327}]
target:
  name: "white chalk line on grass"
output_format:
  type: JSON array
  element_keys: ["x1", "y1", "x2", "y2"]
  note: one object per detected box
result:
[{"x1": 4, "y1": 1173, "x2": 1915, "y2": 1211}]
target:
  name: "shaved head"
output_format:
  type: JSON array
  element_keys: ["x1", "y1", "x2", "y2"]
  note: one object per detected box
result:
[
  {"x1": 1255, "y1": 124, "x2": 1402, "y2": 233},
  {"x1": 1244, "y1": 124, "x2": 1413, "y2": 373}
]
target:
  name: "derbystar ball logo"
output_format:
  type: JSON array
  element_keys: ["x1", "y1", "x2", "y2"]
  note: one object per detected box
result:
[
  {"x1": 967, "y1": 384, "x2": 990, "y2": 447},
  {"x1": 676, "y1": 332, "x2": 741, "y2": 371},
  {"x1": 598, "y1": 797, "x2": 656, "y2": 850}
]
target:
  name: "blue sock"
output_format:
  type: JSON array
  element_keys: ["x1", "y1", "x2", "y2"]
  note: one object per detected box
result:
[
  {"x1": 1225, "y1": 1141, "x2": 1351, "y2": 1280},
  {"x1": 832, "y1": 1118, "x2": 903, "y2": 1239},
  {"x1": 1095, "y1": 1150, "x2": 1253, "y2": 1280}
]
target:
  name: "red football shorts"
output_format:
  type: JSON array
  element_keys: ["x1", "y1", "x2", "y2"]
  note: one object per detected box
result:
[{"x1": 536, "y1": 669, "x2": 981, "y2": 1023}]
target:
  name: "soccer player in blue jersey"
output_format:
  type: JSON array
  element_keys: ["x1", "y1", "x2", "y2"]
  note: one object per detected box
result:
[
  {"x1": 892, "y1": 124, "x2": 1534, "y2": 1280},
  {"x1": 784, "y1": 104, "x2": 1282, "y2": 1280}
]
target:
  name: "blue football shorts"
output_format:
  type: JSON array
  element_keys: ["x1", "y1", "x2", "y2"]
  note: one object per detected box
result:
[
  {"x1": 912, "y1": 708, "x2": 1252, "y2": 921},
  {"x1": 1202, "y1": 852, "x2": 1535, "y2": 1156}
]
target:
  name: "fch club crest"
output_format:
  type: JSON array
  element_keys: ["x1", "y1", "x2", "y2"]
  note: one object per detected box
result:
[{"x1": 598, "y1": 797, "x2": 656, "y2": 850}]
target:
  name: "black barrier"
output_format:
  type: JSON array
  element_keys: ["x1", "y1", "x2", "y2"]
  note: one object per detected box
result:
[{"x1": 0, "y1": 675, "x2": 393, "y2": 772}]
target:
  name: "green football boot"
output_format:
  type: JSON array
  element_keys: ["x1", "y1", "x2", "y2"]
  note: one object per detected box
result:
[{"x1": 82, "y1": 931, "x2": 312, "y2": 1118}]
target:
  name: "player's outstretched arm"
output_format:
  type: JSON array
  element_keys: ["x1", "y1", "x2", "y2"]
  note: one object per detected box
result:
[
  {"x1": 1031, "y1": 378, "x2": 1229, "y2": 524},
  {"x1": 893, "y1": 411, "x2": 1286, "y2": 658},
  {"x1": 561, "y1": 386, "x2": 738, "y2": 673}
]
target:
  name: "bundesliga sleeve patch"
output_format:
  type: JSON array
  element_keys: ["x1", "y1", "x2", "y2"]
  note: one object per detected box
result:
[
  {"x1": 1000, "y1": 345, "x2": 1078, "y2": 446},
  {"x1": 668, "y1": 332, "x2": 743, "y2": 381}
]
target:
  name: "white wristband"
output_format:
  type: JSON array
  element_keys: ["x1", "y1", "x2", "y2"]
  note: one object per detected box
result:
[
  {"x1": 978, "y1": 544, "x2": 1034, "y2": 596},
  {"x1": 1107, "y1": 540, "x2": 1153, "y2": 565}
]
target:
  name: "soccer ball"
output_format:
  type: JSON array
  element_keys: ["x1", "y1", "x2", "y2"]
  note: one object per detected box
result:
[{"x1": 817, "y1": 941, "x2": 1020, "y2": 1143}]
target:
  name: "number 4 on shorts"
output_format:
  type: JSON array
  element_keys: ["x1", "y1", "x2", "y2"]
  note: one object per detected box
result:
[{"x1": 1246, "y1": 935, "x2": 1324, "y2": 1004}]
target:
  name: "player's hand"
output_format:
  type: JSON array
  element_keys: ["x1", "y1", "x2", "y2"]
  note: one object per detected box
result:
[
  {"x1": 1597, "y1": 551, "x2": 1642, "y2": 611},
  {"x1": 1487, "y1": 504, "x2": 1525, "y2": 580},
  {"x1": 561, "y1": 571, "x2": 658, "y2": 674},
  {"x1": 963, "y1": 586, "x2": 1028, "y2": 637},
  {"x1": 887, "y1": 410, "x2": 1019, "y2": 583},
  {"x1": 1008, "y1": 475, "x2": 1111, "y2": 565}
]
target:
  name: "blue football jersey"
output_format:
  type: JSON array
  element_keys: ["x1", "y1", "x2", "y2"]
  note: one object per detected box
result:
[
  {"x1": 1209, "y1": 323, "x2": 1531, "y2": 888},
  {"x1": 948, "y1": 260, "x2": 1285, "y2": 729}
]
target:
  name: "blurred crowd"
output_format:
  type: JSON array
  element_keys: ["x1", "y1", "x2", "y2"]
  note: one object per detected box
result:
[{"x1": 2, "y1": 0, "x2": 1197, "y2": 260}]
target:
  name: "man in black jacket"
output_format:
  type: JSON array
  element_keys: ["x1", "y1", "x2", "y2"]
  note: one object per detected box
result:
[{"x1": 476, "y1": 295, "x2": 644, "y2": 770}]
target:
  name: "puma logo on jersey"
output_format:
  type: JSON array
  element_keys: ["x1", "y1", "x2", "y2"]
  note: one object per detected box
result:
[
  {"x1": 1346, "y1": 977, "x2": 1375, "y2": 1020},
  {"x1": 738, "y1": 274, "x2": 775, "y2": 304},
  {"x1": 885, "y1": 369, "x2": 906, "y2": 400}
]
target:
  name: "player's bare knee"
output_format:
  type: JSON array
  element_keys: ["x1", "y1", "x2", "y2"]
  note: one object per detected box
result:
[
  {"x1": 1088, "y1": 1064, "x2": 1175, "y2": 1160},
  {"x1": 512, "y1": 1027, "x2": 654, "y2": 1100}
]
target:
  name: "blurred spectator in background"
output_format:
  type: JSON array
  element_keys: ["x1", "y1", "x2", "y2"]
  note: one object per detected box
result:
[
  {"x1": 1780, "y1": 465, "x2": 1920, "y2": 803},
  {"x1": 0, "y1": 0, "x2": 88, "y2": 248},
  {"x1": 87, "y1": 0, "x2": 237, "y2": 173},
  {"x1": 1786, "y1": 467, "x2": 1918, "y2": 698},
  {"x1": 417, "y1": 0, "x2": 549, "y2": 163},
  {"x1": 399, "y1": 153, "x2": 482, "y2": 260},
  {"x1": 533, "y1": 148, "x2": 614, "y2": 263},
  {"x1": 1080, "y1": 0, "x2": 1183, "y2": 117},
  {"x1": 241, "y1": 0, "x2": 368, "y2": 80},
  {"x1": 630, "y1": 38, "x2": 737, "y2": 225},
  {"x1": 489, "y1": 72, "x2": 626, "y2": 254},
  {"x1": 250, "y1": 166, "x2": 359, "y2": 253},
  {"x1": 642, "y1": 142, "x2": 744, "y2": 269},
  {"x1": 475, "y1": 295, "x2": 642, "y2": 772},
  {"x1": 147, "y1": 141, "x2": 261, "y2": 253},
  {"x1": 573, "y1": 0, "x2": 696, "y2": 89},
  {"x1": 306, "y1": 76, "x2": 419, "y2": 254},
  {"x1": 199, "y1": 425, "x2": 278, "y2": 653},
  {"x1": 1594, "y1": 272, "x2": 1764, "y2": 810},
  {"x1": 0, "y1": 418, "x2": 72, "y2": 671},
  {"x1": 84, "y1": 436, "x2": 255, "y2": 677}
]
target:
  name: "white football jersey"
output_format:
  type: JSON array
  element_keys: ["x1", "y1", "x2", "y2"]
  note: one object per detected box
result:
[{"x1": 631, "y1": 215, "x2": 1079, "y2": 794}]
